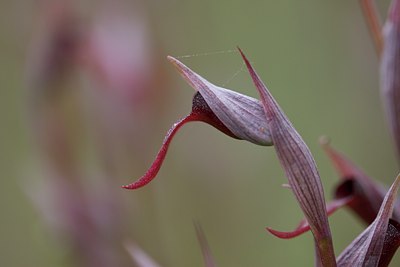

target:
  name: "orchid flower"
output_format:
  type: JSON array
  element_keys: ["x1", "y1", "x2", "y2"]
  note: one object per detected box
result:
[
  {"x1": 124, "y1": 28, "x2": 400, "y2": 264},
  {"x1": 125, "y1": 48, "x2": 339, "y2": 265},
  {"x1": 123, "y1": 55, "x2": 272, "y2": 189}
]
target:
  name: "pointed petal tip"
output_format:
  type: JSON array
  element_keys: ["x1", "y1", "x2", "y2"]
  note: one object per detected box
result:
[
  {"x1": 237, "y1": 48, "x2": 259, "y2": 82},
  {"x1": 238, "y1": 47, "x2": 273, "y2": 113},
  {"x1": 237, "y1": 47, "x2": 251, "y2": 67},
  {"x1": 167, "y1": 55, "x2": 188, "y2": 73},
  {"x1": 167, "y1": 55, "x2": 177, "y2": 63},
  {"x1": 121, "y1": 183, "x2": 139, "y2": 190},
  {"x1": 266, "y1": 226, "x2": 309, "y2": 239},
  {"x1": 121, "y1": 176, "x2": 150, "y2": 190},
  {"x1": 236, "y1": 46, "x2": 243, "y2": 55},
  {"x1": 318, "y1": 135, "x2": 331, "y2": 147},
  {"x1": 166, "y1": 55, "x2": 200, "y2": 92},
  {"x1": 167, "y1": 55, "x2": 183, "y2": 71},
  {"x1": 237, "y1": 47, "x2": 257, "y2": 76}
]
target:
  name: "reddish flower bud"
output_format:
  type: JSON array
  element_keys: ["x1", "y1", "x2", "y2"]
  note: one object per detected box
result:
[{"x1": 168, "y1": 56, "x2": 272, "y2": 146}]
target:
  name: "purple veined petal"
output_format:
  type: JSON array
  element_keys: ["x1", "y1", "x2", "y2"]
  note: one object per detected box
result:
[
  {"x1": 122, "y1": 92, "x2": 238, "y2": 189},
  {"x1": 168, "y1": 56, "x2": 272, "y2": 146},
  {"x1": 125, "y1": 241, "x2": 163, "y2": 267},
  {"x1": 194, "y1": 222, "x2": 217, "y2": 267},
  {"x1": 238, "y1": 48, "x2": 336, "y2": 267},
  {"x1": 381, "y1": 0, "x2": 400, "y2": 163},
  {"x1": 123, "y1": 56, "x2": 274, "y2": 190},
  {"x1": 267, "y1": 196, "x2": 353, "y2": 239},
  {"x1": 336, "y1": 174, "x2": 400, "y2": 267},
  {"x1": 321, "y1": 139, "x2": 400, "y2": 224}
]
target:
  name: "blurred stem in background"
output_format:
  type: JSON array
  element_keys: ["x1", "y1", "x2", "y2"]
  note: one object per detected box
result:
[
  {"x1": 359, "y1": 0, "x2": 383, "y2": 55},
  {"x1": 25, "y1": 0, "x2": 169, "y2": 266}
]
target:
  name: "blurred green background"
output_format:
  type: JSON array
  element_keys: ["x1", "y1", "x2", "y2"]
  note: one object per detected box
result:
[{"x1": 1, "y1": 0, "x2": 399, "y2": 266}]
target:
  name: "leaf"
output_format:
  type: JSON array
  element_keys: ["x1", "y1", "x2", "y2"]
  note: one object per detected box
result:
[
  {"x1": 168, "y1": 56, "x2": 272, "y2": 146},
  {"x1": 239, "y1": 48, "x2": 336, "y2": 267},
  {"x1": 123, "y1": 56, "x2": 274, "y2": 189}
]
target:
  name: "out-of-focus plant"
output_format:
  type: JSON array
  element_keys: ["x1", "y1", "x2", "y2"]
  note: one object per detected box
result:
[
  {"x1": 79, "y1": 3, "x2": 168, "y2": 177},
  {"x1": 24, "y1": 0, "x2": 400, "y2": 266},
  {"x1": 124, "y1": 0, "x2": 400, "y2": 265},
  {"x1": 25, "y1": 1, "x2": 169, "y2": 267}
]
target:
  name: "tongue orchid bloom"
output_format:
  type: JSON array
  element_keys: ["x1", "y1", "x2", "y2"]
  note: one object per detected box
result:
[{"x1": 122, "y1": 54, "x2": 272, "y2": 190}]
